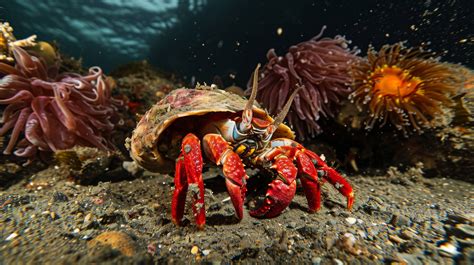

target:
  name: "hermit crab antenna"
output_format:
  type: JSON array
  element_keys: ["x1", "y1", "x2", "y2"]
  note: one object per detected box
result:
[
  {"x1": 268, "y1": 85, "x2": 303, "y2": 133},
  {"x1": 240, "y1": 64, "x2": 261, "y2": 132}
]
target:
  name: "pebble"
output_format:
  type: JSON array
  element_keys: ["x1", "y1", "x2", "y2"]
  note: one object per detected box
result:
[
  {"x1": 390, "y1": 214, "x2": 411, "y2": 227},
  {"x1": 147, "y1": 243, "x2": 157, "y2": 256},
  {"x1": 202, "y1": 249, "x2": 211, "y2": 256},
  {"x1": 50, "y1": 211, "x2": 58, "y2": 220},
  {"x1": 81, "y1": 230, "x2": 94, "y2": 240},
  {"x1": 333, "y1": 258, "x2": 344, "y2": 265},
  {"x1": 5, "y1": 232, "x2": 19, "y2": 241},
  {"x1": 52, "y1": 191, "x2": 68, "y2": 202},
  {"x1": 388, "y1": 235, "x2": 406, "y2": 244},
  {"x1": 357, "y1": 230, "x2": 367, "y2": 239},
  {"x1": 88, "y1": 231, "x2": 136, "y2": 257},
  {"x1": 191, "y1": 245, "x2": 199, "y2": 255},
  {"x1": 340, "y1": 233, "x2": 361, "y2": 255},
  {"x1": 454, "y1": 224, "x2": 474, "y2": 238},
  {"x1": 311, "y1": 257, "x2": 321, "y2": 265},
  {"x1": 108, "y1": 223, "x2": 119, "y2": 229},
  {"x1": 122, "y1": 161, "x2": 140, "y2": 175},
  {"x1": 345, "y1": 217, "x2": 357, "y2": 225},
  {"x1": 287, "y1": 222, "x2": 297, "y2": 229},
  {"x1": 447, "y1": 212, "x2": 474, "y2": 224},
  {"x1": 400, "y1": 229, "x2": 416, "y2": 240},
  {"x1": 438, "y1": 242, "x2": 460, "y2": 257},
  {"x1": 84, "y1": 213, "x2": 93, "y2": 223}
]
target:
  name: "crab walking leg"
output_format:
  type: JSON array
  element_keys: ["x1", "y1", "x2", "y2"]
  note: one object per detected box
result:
[
  {"x1": 264, "y1": 138, "x2": 355, "y2": 211},
  {"x1": 250, "y1": 156, "x2": 297, "y2": 218},
  {"x1": 202, "y1": 134, "x2": 248, "y2": 220},
  {"x1": 171, "y1": 154, "x2": 188, "y2": 226},
  {"x1": 171, "y1": 133, "x2": 205, "y2": 229},
  {"x1": 305, "y1": 149, "x2": 355, "y2": 210},
  {"x1": 295, "y1": 151, "x2": 322, "y2": 212}
]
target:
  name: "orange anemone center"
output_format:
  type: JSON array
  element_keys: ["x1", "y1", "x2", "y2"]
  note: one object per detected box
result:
[{"x1": 372, "y1": 66, "x2": 422, "y2": 97}]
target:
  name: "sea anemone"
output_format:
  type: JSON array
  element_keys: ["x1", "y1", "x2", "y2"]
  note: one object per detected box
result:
[
  {"x1": 0, "y1": 46, "x2": 122, "y2": 158},
  {"x1": 349, "y1": 43, "x2": 460, "y2": 133},
  {"x1": 247, "y1": 26, "x2": 360, "y2": 139}
]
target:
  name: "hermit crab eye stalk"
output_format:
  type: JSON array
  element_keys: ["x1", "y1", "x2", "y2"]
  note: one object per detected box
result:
[
  {"x1": 239, "y1": 64, "x2": 261, "y2": 133},
  {"x1": 267, "y1": 85, "x2": 303, "y2": 135}
]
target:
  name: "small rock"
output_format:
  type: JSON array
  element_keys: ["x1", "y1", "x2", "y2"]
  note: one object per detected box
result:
[
  {"x1": 108, "y1": 223, "x2": 119, "y2": 230},
  {"x1": 447, "y1": 212, "x2": 474, "y2": 224},
  {"x1": 50, "y1": 211, "x2": 58, "y2": 220},
  {"x1": 202, "y1": 249, "x2": 211, "y2": 256},
  {"x1": 84, "y1": 213, "x2": 93, "y2": 223},
  {"x1": 357, "y1": 230, "x2": 367, "y2": 239},
  {"x1": 325, "y1": 234, "x2": 337, "y2": 250},
  {"x1": 9, "y1": 239, "x2": 20, "y2": 247},
  {"x1": 454, "y1": 224, "x2": 474, "y2": 238},
  {"x1": 389, "y1": 235, "x2": 406, "y2": 244},
  {"x1": 339, "y1": 233, "x2": 361, "y2": 255},
  {"x1": 438, "y1": 242, "x2": 460, "y2": 257},
  {"x1": 41, "y1": 211, "x2": 50, "y2": 216},
  {"x1": 287, "y1": 222, "x2": 297, "y2": 229},
  {"x1": 81, "y1": 230, "x2": 95, "y2": 240},
  {"x1": 52, "y1": 191, "x2": 68, "y2": 202},
  {"x1": 333, "y1": 258, "x2": 344, "y2": 265},
  {"x1": 311, "y1": 257, "x2": 321, "y2": 265},
  {"x1": 191, "y1": 245, "x2": 199, "y2": 255},
  {"x1": 122, "y1": 161, "x2": 140, "y2": 175},
  {"x1": 390, "y1": 214, "x2": 411, "y2": 227},
  {"x1": 366, "y1": 226, "x2": 380, "y2": 239},
  {"x1": 297, "y1": 225, "x2": 319, "y2": 238},
  {"x1": 454, "y1": 237, "x2": 474, "y2": 247},
  {"x1": 88, "y1": 231, "x2": 136, "y2": 257},
  {"x1": 400, "y1": 229, "x2": 416, "y2": 240},
  {"x1": 5, "y1": 232, "x2": 19, "y2": 241},
  {"x1": 147, "y1": 243, "x2": 157, "y2": 256},
  {"x1": 345, "y1": 217, "x2": 357, "y2": 225}
]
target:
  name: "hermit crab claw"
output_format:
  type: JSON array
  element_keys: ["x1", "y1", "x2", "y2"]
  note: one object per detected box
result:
[{"x1": 239, "y1": 64, "x2": 260, "y2": 133}]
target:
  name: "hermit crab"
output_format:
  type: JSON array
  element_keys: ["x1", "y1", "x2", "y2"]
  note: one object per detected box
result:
[{"x1": 129, "y1": 65, "x2": 354, "y2": 229}]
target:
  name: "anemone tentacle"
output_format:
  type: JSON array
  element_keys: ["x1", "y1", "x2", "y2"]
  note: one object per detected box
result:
[
  {"x1": 246, "y1": 27, "x2": 360, "y2": 139},
  {"x1": 0, "y1": 46, "x2": 121, "y2": 158}
]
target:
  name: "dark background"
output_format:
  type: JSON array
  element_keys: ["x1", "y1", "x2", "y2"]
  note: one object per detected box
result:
[{"x1": 2, "y1": 0, "x2": 473, "y2": 87}]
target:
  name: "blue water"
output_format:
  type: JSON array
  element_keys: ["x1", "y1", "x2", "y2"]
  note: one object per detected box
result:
[{"x1": 2, "y1": 0, "x2": 472, "y2": 86}]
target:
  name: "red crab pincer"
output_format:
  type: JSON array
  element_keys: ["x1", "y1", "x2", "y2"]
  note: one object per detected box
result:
[{"x1": 129, "y1": 65, "x2": 354, "y2": 229}]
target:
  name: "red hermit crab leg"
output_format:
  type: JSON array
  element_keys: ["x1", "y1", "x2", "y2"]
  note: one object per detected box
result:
[
  {"x1": 249, "y1": 156, "x2": 297, "y2": 218},
  {"x1": 171, "y1": 133, "x2": 206, "y2": 229},
  {"x1": 258, "y1": 139, "x2": 354, "y2": 213},
  {"x1": 295, "y1": 151, "x2": 322, "y2": 212},
  {"x1": 304, "y1": 149, "x2": 355, "y2": 210},
  {"x1": 203, "y1": 133, "x2": 248, "y2": 220}
]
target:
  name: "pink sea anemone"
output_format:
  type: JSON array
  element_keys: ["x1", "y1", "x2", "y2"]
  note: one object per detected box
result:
[
  {"x1": 0, "y1": 46, "x2": 122, "y2": 158},
  {"x1": 247, "y1": 26, "x2": 360, "y2": 139}
]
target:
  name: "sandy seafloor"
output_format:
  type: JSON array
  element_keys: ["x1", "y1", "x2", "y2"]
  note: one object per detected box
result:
[{"x1": 1, "y1": 160, "x2": 473, "y2": 264}]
